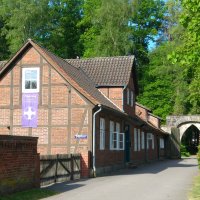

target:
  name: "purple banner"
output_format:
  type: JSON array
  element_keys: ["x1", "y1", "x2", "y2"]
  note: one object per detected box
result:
[{"x1": 22, "y1": 93, "x2": 39, "y2": 128}]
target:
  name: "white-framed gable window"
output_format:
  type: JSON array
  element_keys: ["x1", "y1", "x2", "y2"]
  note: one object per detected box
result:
[
  {"x1": 127, "y1": 88, "x2": 130, "y2": 105},
  {"x1": 22, "y1": 68, "x2": 40, "y2": 93},
  {"x1": 160, "y1": 138, "x2": 164, "y2": 149},
  {"x1": 134, "y1": 128, "x2": 137, "y2": 151},
  {"x1": 141, "y1": 131, "x2": 145, "y2": 149},
  {"x1": 131, "y1": 91, "x2": 134, "y2": 107},
  {"x1": 100, "y1": 118, "x2": 105, "y2": 150}
]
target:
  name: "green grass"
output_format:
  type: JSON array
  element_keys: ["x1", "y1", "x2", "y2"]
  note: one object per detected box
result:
[
  {"x1": 189, "y1": 173, "x2": 200, "y2": 200},
  {"x1": 0, "y1": 188, "x2": 57, "y2": 200}
]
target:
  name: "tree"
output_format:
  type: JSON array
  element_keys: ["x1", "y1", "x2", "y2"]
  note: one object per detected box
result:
[
  {"x1": 0, "y1": 0, "x2": 50, "y2": 54},
  {"x1": 0, "y1": 17, "x2": 9, "y2": 60},
  {"x1": 171, "y1": 0, "x2": 200, "y2": 113},
  {"x1": 44, "y1": 0, "x2": 84, "y2": 58},
  {"x1": 80, "y1": 0, "x2": 131, "y2": 57},
  {"x1": 80, "y1": 0, "x2": 166, "y2": 61},
  {"x1": 0, "y1": 0, "x2": 84, "y2": 58}
]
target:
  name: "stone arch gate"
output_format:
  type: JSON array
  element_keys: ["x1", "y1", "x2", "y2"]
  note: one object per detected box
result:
[{"x1": 162, "y1": 115, "x2": 200, "y2": 157}]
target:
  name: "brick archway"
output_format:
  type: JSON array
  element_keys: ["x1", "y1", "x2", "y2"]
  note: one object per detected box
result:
[{"x1": 164, "y1": 115, "x2": 200, "y2": 140}]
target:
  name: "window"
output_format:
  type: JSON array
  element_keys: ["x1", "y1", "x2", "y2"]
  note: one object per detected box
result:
[
  {"x1": 22, "y1": 68, "x2": 40, "y2": 93},
  {"x1": 131, "y1": 91, "x2": 134, "y2": 107},
  {"x1": 147, "y1": 133, "x2": 154, "y2": 150},
  {"x1": 110, "y1": 121, "x2": 124, "y2": 150},
  {"x1": 141, "y1": 132, "x2": 145, "y2": 149},
  {"x1": 110, "y1": 121, "x2": 117, "y2": 150},
  {"x1": 138, "y1": 129, "x2": 141, "y2": 151},
  {"x1": 160, "y1": 138, "x2": 164, "y2": 149},
  {"x1": 152, "y1": 134, "x2": 154, "y2": 149},
  {"x1": 118, "y1": 133, "x2": 124, "y2": 150},
  {"x1": 100, "y1": 118, "x2": 105, "y2": 150},
  {"x1": 134, "y1": 128, "x2": 137, "y2": 151},
  {"x1": 127, "y1": 88, "x2": 130, "y2": 105}
]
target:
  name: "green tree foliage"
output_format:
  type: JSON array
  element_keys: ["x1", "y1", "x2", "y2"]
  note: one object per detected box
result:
[
  {"x1": 79, "y1": 0, "x2": 131, "y2": 57},
  {"x1": 0, "y1": 17, "x2": 9, "y2": 60},
  {"x1": 80, "y1": 0, "x2": 166, "y2": 61},
  {"x1": 45, "y1": 0, "x2": 84, "y2": 58},
  {"x1": 0, "y1": 0, "x2": 84, "y2": 58},
  {"x1": 138, "y1": 43, "x2": 176, "y2": 119},
  {"x1": 170, "y1": 0, "x2": 200, "y2": 113},
  {"x1": 0, "y1": 0, "x2": 50, "y2": 54},
  {"x1": 137, "y1": 0, "x2": 189, "y2": 120}
]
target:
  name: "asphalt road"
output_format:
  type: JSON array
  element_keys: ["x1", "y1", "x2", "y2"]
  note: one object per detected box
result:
[{"x1": 42, "y1": 157, "x2": 199, "y2": 200}]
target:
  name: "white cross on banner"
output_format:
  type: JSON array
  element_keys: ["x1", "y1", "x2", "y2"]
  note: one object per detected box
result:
[{"x1": 22, "y1": 93, "x2": 38, "y2": 127}]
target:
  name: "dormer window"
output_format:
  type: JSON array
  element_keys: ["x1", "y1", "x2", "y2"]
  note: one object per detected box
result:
[
  {"x1": 22, "y1": 68, "x2": 40, "y2": 93},
  {"x1": 127, "y1": 88, "x2": 130, "y2": 105}
]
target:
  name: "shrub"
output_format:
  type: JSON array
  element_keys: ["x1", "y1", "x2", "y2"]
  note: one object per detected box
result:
[
  {"x1": 180, "y1": 144, "x2": 190, "y2": 157},
  {"x1": 197, "y1": 145, "x2": 200, "y2": 168}
]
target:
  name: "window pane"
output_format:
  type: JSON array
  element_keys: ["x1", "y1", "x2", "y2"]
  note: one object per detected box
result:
[
  {"x1": 25, "y1": 80, "x2": 31, "y2": 89},
  {"x1": 25, "y1": 70, "x2": 32, "y2": 80},
  {"x1": 31, "y1": 81, "x2": 37, "y2": 89},
  {"x1": 31, "y1": 70, "x2": 38, "y2": 79}
]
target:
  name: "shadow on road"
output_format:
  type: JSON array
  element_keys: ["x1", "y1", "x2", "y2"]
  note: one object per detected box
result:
[{"x1": 42, "y1": 157, "x2": 198, "y2": 194}]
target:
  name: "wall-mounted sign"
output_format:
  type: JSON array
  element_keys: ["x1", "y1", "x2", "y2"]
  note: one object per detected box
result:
[{"x1": 74, "y1": 134, "x2": 87, "y2": 139}]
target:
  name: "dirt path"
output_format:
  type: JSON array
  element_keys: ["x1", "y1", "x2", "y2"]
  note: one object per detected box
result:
[{"x1": 43, "y1": 157, "x2": 198, "y2": 200}]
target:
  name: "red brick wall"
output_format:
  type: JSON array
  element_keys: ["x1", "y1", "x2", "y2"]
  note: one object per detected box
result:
[
  {"x1": 0, "y1": 135, "x2": 40, "y2": 195},
  {"x1": 129, "y1": 126, "x2": 146, "y2": 164},
  {"x1": 98, "y1": 76, "x2": 136, "y2": 117},
  {"x1": 0, "y1": 46, "x2": 92, "y2": 178},
  {"x1": 98, "y1": 87, "x2": 123, "y2": 110},
  {"x1": 95, "y1": 112, "x2": 125, "y2": 167},
  {"x1": 123, "y1": 76, "x2": 136, "y2": 117},
  {"x1": 148, "y1": 115, "x2": 160, "y2": 128},
  {"x1": 135, "y1": 105, "x2": 148, "y2": 121}
]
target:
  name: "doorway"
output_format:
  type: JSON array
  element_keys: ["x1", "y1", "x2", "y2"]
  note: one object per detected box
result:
[
  {"x1": 125, "y1": 125, "x2": 130, "y2": 163},
  {"x1": 181, "y1": 125, "x2": 199, "y2": 154}
]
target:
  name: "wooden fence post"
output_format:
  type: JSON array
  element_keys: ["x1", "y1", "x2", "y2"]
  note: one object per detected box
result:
[
  {"x1": 70, "y1": 154, "x2": 74, "y2": 180},
  {"x1": 54, "y1": 154, "x2": 58, "y2": 183}
]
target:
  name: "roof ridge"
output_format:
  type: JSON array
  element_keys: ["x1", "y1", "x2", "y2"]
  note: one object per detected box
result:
[{"x1": 66, "y1": 55, "x2": 135, "y2": 61}]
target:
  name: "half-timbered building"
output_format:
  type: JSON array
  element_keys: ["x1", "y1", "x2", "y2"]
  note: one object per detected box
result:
[{"x1": 0, "y1": 39, "x2": 167, "y2": 177}]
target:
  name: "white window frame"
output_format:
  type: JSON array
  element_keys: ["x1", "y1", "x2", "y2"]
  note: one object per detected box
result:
[
  {"x1": 22, "y1": 68, "x2": 40, "y2": 93},
  {"x1": 110, "y1": 121, "x2": 124, "y2": 150},
  {"x1": 147, "y1": 133, "x2": 151, "y2": 149},
  {"x1": 131, "y1": 91, "x2": 134, "y2": 107},
  {"x1": 100, "y1": 118, "x2": 105, "y2": 150},
  {"x1": 141, "y1": 132, "x2": 145, "y2": 149},
  {"x1": 147, "y1": 133, "x2": 154, "y2": 150},
  {"x1": 118, "y1": 133, "x2": 125, "y2": 150},
  {"x1": 138, "y1": 129, "x2": 141, "y2": 151},
  {"x1": 134, "y1": 128, "x2": 137, "y2": 151},
  {"x1": 127, "y1": 88, "x2": 130, "y2": 105},
  {"x1": 152, "y1": 134, "x2": 154, "y2": 149},
  {"x1": 110, "y1": 121, "x2": 117, "y2": 150},
  {"x1": 160, "y1": 138, "x2": 164, "y2": 149}
]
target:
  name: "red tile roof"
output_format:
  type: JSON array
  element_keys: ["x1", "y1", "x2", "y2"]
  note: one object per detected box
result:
[{"x1": 66, "y1": 56, "x2": 135, "y2": 87}]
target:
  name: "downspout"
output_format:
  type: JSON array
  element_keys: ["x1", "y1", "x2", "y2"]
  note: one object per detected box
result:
[
  {"x1": 122, "y1": 85, "x2": 126, "y2": 112},
  {"x1": 92, "y1": 104, "x2": 102, "y2": 177}
]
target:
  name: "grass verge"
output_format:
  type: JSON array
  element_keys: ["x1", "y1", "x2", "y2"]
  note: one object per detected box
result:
[
  {"x1": 189, "y1": 173, "x2": 200, "y2": 200},
  {"x1": 0, "y1": 188, "x2": 57, "y2": 200}
]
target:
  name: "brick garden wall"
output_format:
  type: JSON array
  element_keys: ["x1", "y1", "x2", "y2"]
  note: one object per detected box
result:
[{"x1": 0, "y1": 135, "x2": 40, "y2": 195}]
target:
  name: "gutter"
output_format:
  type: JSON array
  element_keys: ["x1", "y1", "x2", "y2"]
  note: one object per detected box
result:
[{"x1": 92, "y1": 104, "x2": 102, "y2": 177}]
